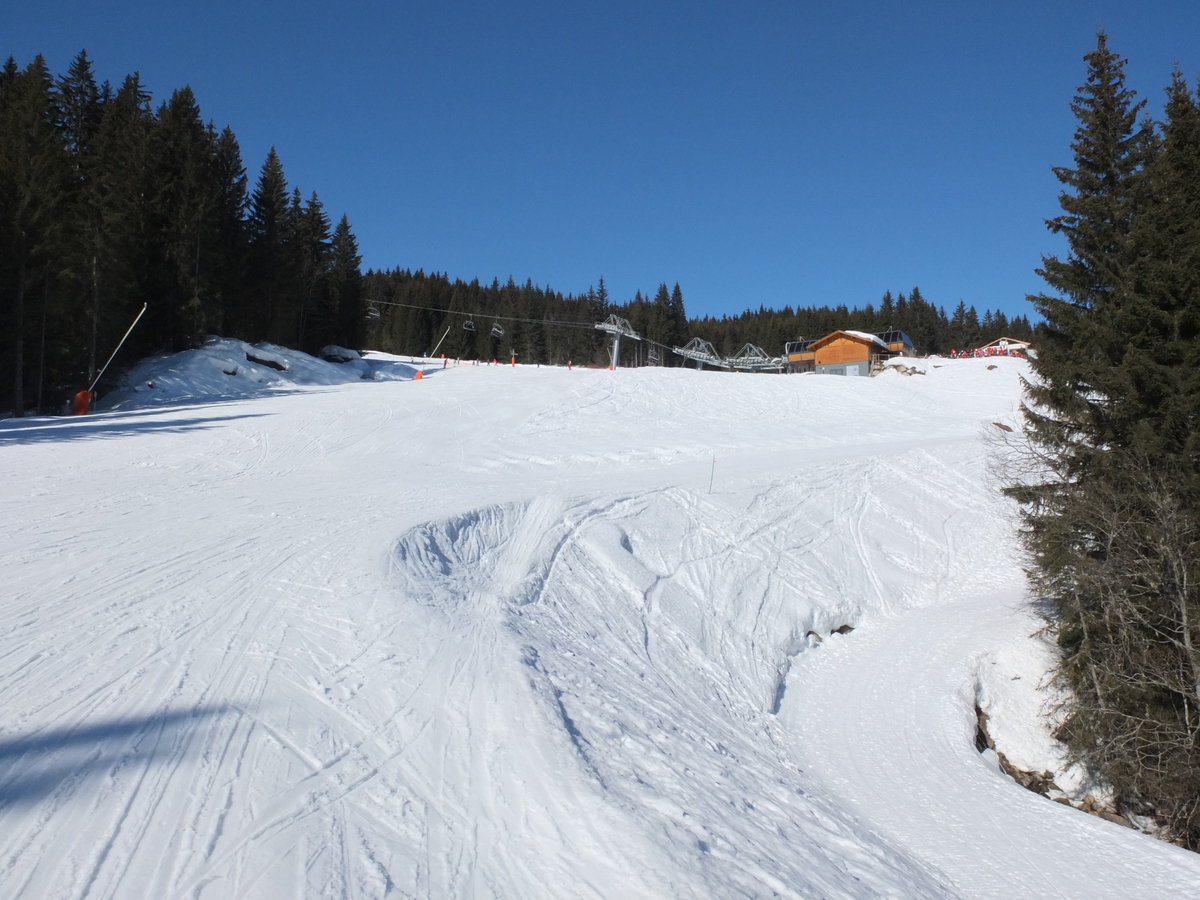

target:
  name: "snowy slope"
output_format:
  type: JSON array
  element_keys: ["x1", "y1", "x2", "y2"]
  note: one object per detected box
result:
[{"x1": 2, "y1": 354, "x2": 1198, "y2": 899}]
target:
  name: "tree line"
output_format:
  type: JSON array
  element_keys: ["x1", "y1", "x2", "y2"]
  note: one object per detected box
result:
[
  {"x1": 363, "y1": 270, "x2": 688, "y2": 367},
  {"x1": 363, "y1": 268, "x2": 1029, "y2": 366},
  {"x1": 1011, "y1": 32, "x2": 1200, "y2": 848},
  {"x1": 690, "y1": 289, "x2": 1032, "y2": 358},
  {"x1": 1, "y1": 51, "x2": 365, "y2": 416}
]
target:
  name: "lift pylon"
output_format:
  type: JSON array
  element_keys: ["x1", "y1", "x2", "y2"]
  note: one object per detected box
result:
[
  {"x1": 726, "y1": 343, "x2": 781, "y2": 371},
  {"x1": 672, "y1": 337, "x2": 723, "y2": 370},
  {"x1": 594, "y1": 315, "x2": 641, "y2": 369}
]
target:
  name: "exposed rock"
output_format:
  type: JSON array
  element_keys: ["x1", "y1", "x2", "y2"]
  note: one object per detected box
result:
[
  {"x1": 1097, "y1": 809, "x2": 1135, "y2": 829},
  {"x1": 975, "y1": 702, "x2": 1144, "y2": 831},
  {"x1": 246, "y1": 348, "x2": 288, "y2": 371},
  {"x1": 320, "y1": 345, "x2": 361, "y2": 363}
]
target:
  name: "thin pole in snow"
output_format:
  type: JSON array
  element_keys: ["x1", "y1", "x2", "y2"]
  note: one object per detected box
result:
[
  {"x1": 89, "y1": 303, "x2": 147, "y2": 393},
  {"x1": 709, "y1": 456, "x2": 716, "y2": 494},
  {"x1": 428, "y1": 325, "x2": 452, "y2": 360}
]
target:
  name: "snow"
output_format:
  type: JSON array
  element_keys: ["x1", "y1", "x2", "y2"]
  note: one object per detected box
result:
[
  {"x1": 881, "y1": 356, "x2": 928, "y2": 374},
  {"x1": 2, "y1": 351, "x2": 1198, "y2": 899},
  {"x1": 843, "y1": 329, "x2": 889, "y2": 348},
  {"x1": 97, "y1": 337, "x2": 416, "y2": 409}
]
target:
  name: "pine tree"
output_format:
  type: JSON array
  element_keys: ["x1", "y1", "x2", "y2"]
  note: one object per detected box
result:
[
  {"x1": 247, "y1": 147, "x2": 289, "y2": 342},
  {"x1": 0, "y1": 56, "x2": 66, "y2": 416},
  {"x1": 327, "y1": 214, "x2": 362, "y2": 350},
  {"x1": 292, "y1": 190, "x2": 330, "y2": 352},
  {"x1": 1024, "y1": 31, "x2": 1155, "y2": 473},
  {"x1": 146, "y1": 86, "x2": 217, "y2": 349},
  {"x1": 668, "y1": 282, "x2": 688, "y2": 360},
  {"x1": 87, "y1": 73, "x2": 153, "y2": 371},
  {"x1": 57, "y1": 50, "x2": 108, "y2": 383},
  {"x1": 1011, "y1": 34, "x2": 1200, "y2": 846},
  {"x1": 211, "y1": 126, "x2": 247, "y2": 337}
]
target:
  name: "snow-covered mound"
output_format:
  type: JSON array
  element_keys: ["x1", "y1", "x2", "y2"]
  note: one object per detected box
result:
[
  {"x1": 1, "y1": 355, "x2": 1197, "y2": 899},
  {"x1": 99, "y1": 336, "x2": 416, "y2": 409}
]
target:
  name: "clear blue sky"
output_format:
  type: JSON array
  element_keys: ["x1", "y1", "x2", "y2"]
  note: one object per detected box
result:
[{"x1": 5, "y1": 1, "x2": 1200, "y2": 321}]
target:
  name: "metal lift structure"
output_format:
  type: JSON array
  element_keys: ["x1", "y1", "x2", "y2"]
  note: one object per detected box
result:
[
  {"x1": 669, "y1": 338, "x2": 783, "y2": 371},
  {"x1": 726, "y1": 343, "x2": 781, "y2": 371},
  {"x1": 671, "y1": 337, "x2": 723, "y2": 370},
  {"x1": 595, "y1": 315, "x2": 641, "y2": 369}
]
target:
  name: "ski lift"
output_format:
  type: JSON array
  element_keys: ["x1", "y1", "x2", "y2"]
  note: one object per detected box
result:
[
  {"x1": 366, "y1": 306, "x2": 381, "y2": 320},
  {"x1": 648, "y1": 347, "x2": 660, "y2": 365},
  {"x1": 491, "y1": 321, "x2": 505, "y2": 338},
  {"x1": 463, "y1": 317, "x2": 476, "y2": 333}
]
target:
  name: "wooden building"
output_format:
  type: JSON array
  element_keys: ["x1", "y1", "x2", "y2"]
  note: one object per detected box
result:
[
  {"x1": 784, "y1": 339, "x2": 816, "y2": 373},
  {"x1": 787, "y1": 329, "x2": 915, "y2": 375}
]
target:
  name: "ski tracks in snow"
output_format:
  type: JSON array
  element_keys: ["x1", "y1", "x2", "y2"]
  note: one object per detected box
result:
[{"x1": 4, "y1": 361, "x2": 1199, "y2": 899}]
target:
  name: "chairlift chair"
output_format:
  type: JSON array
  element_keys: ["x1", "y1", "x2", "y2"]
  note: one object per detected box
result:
[
  {"x1": 491, "y1": 321, "x2": 505, "y2": 338},
  {"x1": 366, "y1": 306, "x2": 381, "y2": 320},
  {"x1": 463, "y1": 318, "x2": 477, "y2": 333}
]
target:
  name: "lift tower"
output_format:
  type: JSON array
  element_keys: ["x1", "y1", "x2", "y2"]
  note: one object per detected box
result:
[{"x1": 594, "y1": 315, "x2": 641, "y2": 369}]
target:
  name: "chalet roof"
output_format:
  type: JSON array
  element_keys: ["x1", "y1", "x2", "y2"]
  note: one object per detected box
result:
[
  {"x1": 810, "y1": 330, "x2": 888, "y2": 350},
  {"x1": 981, "y1": 336, "x2": 1032, "y2": 349}
]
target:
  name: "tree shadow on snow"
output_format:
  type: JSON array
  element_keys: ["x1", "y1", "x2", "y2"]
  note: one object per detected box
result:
[
  {"x1": 0, "y1": 409, "x2": 271, "y2": 446},
  {"x1": 0, "y1": 705, "x2": 233, "y2": 808}
]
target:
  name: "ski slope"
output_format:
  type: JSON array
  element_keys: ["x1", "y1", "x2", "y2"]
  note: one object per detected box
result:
[{"x1": 2, "y1": 348, "x2": 1198, "y2": 900}]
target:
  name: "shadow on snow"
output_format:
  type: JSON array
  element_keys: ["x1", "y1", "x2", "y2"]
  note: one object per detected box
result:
[{"x1": 0, "y1": 705, "x2": 233, "y2": 808}]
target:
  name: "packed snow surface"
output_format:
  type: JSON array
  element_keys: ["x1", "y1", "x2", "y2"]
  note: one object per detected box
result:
[{"x1": 3, "y1": 349, "x2": 1199, "y2": 900}]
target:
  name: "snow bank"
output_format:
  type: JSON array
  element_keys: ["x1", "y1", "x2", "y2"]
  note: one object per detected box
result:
[{"x1": 99, "y1": 336, "x2": 416, "y2": 409}]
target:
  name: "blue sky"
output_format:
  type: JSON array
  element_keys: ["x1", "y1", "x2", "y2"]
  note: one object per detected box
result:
[{"x1": 5, "y1": 1, "x2": 1200, "y2": 321}]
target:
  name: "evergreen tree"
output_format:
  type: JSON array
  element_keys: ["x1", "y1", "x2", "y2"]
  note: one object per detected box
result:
[
  {"x1": 668, "y1": 282, "x2": 688, "y2": 359},
  {"x1": 57, "y1": 50, "x2": 108, "y2": 382},
  {"x1": 0, "y1": 56, "x2": 66, "y2": 416},
  {"x1": 327, "y1": 214, "x2": 363, "y2": 349},
  {"x1": 247, "y1": 147, "x2": 289, "y2": 342},
  {"x1": 86, "y1": 73, "x2": 153, "y2": 374},
  {"x1": 1024, "y1": 30, "x2": 1155, "y2": 472},
  {"x1": 293, "y1": 190, "x2": 331, "y2": 352},
  {"x1": 211, "y1": 126, "x2": 248, "y2": 337},
  {"x1": 1011, "y1": 34, "x2": 1200, "y2": 846},
  {"x1": 146, "y1": 86, "x2": 217, "y2": 349}
]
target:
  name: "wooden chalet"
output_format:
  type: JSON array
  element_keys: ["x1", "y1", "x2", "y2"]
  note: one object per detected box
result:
[
  {"x1": 784, "y1": 339, "x2": 816, "y2": 373},
  {"x1": 785, "y1": 330, "x2": 914, "y2": 376}
]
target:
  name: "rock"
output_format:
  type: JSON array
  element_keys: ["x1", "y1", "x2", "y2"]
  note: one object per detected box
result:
[
  {"x1": 245, "y1": 348, "x2": 288, "y2": 371},
  {"x1": 1097, "y1": 809, "x2": 1135, "y2": 829},
  {"x1": 320, "y1": 345, "x2": 360, "y2": 363}
]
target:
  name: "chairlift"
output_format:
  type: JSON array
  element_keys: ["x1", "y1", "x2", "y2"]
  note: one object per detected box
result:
[
  {"x1": 366, "y1": 306, "x2": 381, "y2": 320},
  {"x1": 648, "y1": 348, "x2": 660, "y2": 365},
  {"x1": 491, "y1": 321, "x2": 505, "y2": 338},
  {"x1": 463, "y1": 318, "x2": 477, "y2": 333}
]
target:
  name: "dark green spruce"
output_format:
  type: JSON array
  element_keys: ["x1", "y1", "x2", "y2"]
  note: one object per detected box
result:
[{"x1": 1011, "y1": 32, "x2": 1200, "y2": 848}]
